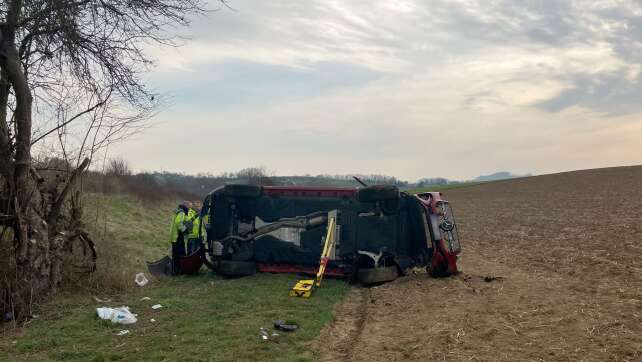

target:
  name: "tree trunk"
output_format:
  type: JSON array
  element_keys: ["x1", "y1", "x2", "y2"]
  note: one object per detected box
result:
[
  {"x1": 1, "y1": 5, "x2": 60, "y2": 315},
  {"x1": 2, "y1": 44, "x2": 51, "y2": 316},
  {"x1": 0, "y1": 38, "x2": 92, "y2": 317}
]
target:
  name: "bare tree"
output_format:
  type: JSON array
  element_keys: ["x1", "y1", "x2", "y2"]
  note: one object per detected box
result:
[
  {"x1": 105, "y1": 157, "x2": 132, "y2": 178},
  {"x1": 0, "y1": 0, "x2": 208, "y2": 319},
  {"x1": 235, "y1": 166, "x2": 275, "y2": 186}
]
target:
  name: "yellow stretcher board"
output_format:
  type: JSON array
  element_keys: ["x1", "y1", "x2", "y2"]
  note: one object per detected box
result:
[
  {"x1": 289, "y1": 279, "x2": 314, "y2": 298},
  {"x1": 290, "y1": 213, "x2": 337, "y2": 298}
]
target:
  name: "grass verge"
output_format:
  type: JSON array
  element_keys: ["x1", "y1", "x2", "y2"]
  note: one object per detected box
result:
[
  {"x1": 1, "y1": 273, "x2": 349, "y2": 361},
  {"x1": 0, "y1": 193, "x2": 350, "y2": 361},
  {"x1": 75, "y1": 193, "x2": 177, "y2": 291}
]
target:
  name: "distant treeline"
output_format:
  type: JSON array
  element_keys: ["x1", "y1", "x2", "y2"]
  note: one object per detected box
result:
[
  {"x1": 124, "y1": 169, "x2": 467, "y2": 198},
  {"x1": 34, "y1": 157, "x2": 464, "y2": 201},
  {"x1": 95, "y1": 161, "x2": 466, "y2": 200}
]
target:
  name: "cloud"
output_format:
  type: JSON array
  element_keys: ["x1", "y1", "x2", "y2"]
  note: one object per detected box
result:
[
  {"x1": 115, "y1": 0, "x2": 642, "y2": 179},
  {"x1": 147, "y1": 60, "x2": 383, "y2": 110},
  {"x1": 148, "y1": 0, "x2": 642, "y2": 113}
]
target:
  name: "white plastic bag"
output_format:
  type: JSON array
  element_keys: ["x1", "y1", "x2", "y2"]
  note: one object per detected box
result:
[
  {"x1": 134, "y1": 273, "x2": 149, "y2": 287},
  {"x1": 96, "y1": 306, "x2": 138, "y2": 325}
]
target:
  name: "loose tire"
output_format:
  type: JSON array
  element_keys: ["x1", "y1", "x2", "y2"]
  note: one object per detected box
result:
[
  {"x1": 218, "y1": 260, "x2": 256, "y2": 277},
  {"x1": 357, "y1": 266, "x2": 399, "y2": 284},
  {"x1": 356, "y1": 185, "x2": 399, "y2": 203},
  {"x1": 223, "y1": 184, "x2": 262, "y2": 198}
]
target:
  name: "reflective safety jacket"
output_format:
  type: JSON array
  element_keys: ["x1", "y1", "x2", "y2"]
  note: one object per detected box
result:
[
  {"x1": 185, "y1": 208, "x2": 199, "y2": 240},
  {"x1": 189, "y1": 217, "x2": 201, "y2": 241},
  {"x1": 169, "y1": 208, "x2": 187, "y2": 245}
]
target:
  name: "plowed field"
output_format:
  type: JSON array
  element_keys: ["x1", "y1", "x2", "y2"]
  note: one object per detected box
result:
[{"x1": 314, "y1": 166, "x2": 642, "y2": 361}]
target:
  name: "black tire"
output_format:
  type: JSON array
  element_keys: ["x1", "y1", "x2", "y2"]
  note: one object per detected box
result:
[
  {"x1": 356, "y1": 185, "x2": 399, "y2": 203},
  {"x1": 357, "y1": 266, "x2": 399, "y2": 284},
  {"x1": 223, "y1": 184, "x2": 262, "y2": 198},
  {"x1": 218, "y1": 260, "x2": 256, "y2": 277},
  {"x1": 220, "y1": 237, "x2": 254, "y2": 261}
]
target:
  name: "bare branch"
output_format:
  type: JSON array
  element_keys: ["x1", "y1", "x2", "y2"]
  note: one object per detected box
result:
[
  {"x1": 30, "y1": 91, "x2": 110, "y2": 146},
  {"x1": 47, "y1": 157, "x2": 89, "y2": 226}
]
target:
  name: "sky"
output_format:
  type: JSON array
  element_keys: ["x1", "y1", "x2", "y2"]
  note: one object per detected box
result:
[{"x1": 111, "y1": 0, "x2": 642, "y2": 181}]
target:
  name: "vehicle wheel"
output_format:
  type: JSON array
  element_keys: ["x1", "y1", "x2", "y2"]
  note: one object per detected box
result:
[
  {"x1": 223, "y1": 184, "x2": 262, "y2": 198},
  {"x1": 218, "y1": 260, "x2": 256, "y2": 277},
  {"x1": 357, "y1": 266, "x2": 399, "y2": 284},
  {"x1": 356, "y1": 185, "x2": 399, "y2": 203},
  {"x1": 230, "y1": 249, "x2": 253, "y2": 261},
  {"x1": 221, "y1": 237, "x2": 254, "y2": 261}
]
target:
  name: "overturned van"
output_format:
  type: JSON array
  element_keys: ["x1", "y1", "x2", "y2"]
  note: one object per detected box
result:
[{"x1": 200, "y1": 184, "x2": 461, "y2": 283}]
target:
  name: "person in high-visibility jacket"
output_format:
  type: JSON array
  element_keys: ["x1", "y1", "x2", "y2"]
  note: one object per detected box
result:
[
  {"x1": 185, "y1": 205, "x2": 202, "y2": 254},
  {"x1": 169, "y1": 202, "x2": 190, "y2": 275}
]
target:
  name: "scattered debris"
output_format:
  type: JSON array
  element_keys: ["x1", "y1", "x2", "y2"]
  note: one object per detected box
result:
[
  {"x1": 140, "y1": 297, "x2": 151, "y2": 301},
  {"x1": 269, "y1": 332, "x2": 280, "y2": 343},
  {"x1": 150, "y1": 318, "x2": 156, "y2": 323},
  {"x1": 484, "y1": 276, "x2": 504, "y2": 283},
  {"x1": 93, "y1": 296, "x2": 112, "y2": 303},
  {"x1": 259, "y1": 326, "x2": 284, "y2": 343},
  {"x1": 259, "y1": 327, "x2": 270, "y2": 340},
  {"x1": 274, "y1": 320, "x2": 299, "y2": 332},
  {"x1": 117, "y1": 330, "x2": 130, "y2": 336},
  {"x1": 135, "y1": 273, "x2": 149, "y2": 287},
  {"x1": 151, "y1": 304, "x2": 162, "y2": 310},
  {"x1": 96, "y1": 306, "x2": 138, "y2": 324}
]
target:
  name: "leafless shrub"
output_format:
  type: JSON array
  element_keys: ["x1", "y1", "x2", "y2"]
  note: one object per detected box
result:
[
  {"x1": 105, "y1": 158, "x2": 132, "y2": 178},
  {"x1": 235, "y1": 166, "x2": 276, "y2": 186}
]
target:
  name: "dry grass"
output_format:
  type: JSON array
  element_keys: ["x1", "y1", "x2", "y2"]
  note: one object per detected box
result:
[{"x1": 63, "y1": 193, "x2": 178, "y2": 293}]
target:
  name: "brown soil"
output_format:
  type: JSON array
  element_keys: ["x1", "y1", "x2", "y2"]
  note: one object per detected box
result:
[{"x1": 313, "y1": 166, "x2": 642, "y2": 361}]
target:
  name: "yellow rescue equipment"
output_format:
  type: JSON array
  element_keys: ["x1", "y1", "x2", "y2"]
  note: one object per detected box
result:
[{"x1": 289, "y1": 212, "x2": 338, "y2": 298}]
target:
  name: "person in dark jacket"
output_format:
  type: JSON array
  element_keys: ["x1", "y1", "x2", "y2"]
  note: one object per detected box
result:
[{"x1": 169, "y1": 202, "x2": 190, "y2": 275}]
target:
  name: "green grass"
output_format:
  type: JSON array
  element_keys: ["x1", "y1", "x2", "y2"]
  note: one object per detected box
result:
[
  {"x1": 76, "y1": 194, "x2": 179, "y2": 290},
  {"x1": 3, "y1": 273, "x2": 348, "y2": 361},
  {"x1": 83, "y1": 193, "x2": 176, "y2": 262},
  {"x1": 0, "y1": 193, "x2": 350, "y2": 361}
]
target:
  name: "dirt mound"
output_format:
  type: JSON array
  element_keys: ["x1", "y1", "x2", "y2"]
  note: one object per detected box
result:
[{"x1": 313, "y1": 165, "x2": 642, "y2": 361}]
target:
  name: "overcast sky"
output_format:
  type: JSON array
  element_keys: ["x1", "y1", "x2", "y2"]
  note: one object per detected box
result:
[{"x1": 111, "y1": 0, "x2": 642, "y2": 180}]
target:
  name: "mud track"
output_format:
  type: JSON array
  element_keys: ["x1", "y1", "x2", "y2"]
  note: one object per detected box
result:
[{"x1": 313, "y1": 166, "x2": 642, "y2": 361}]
